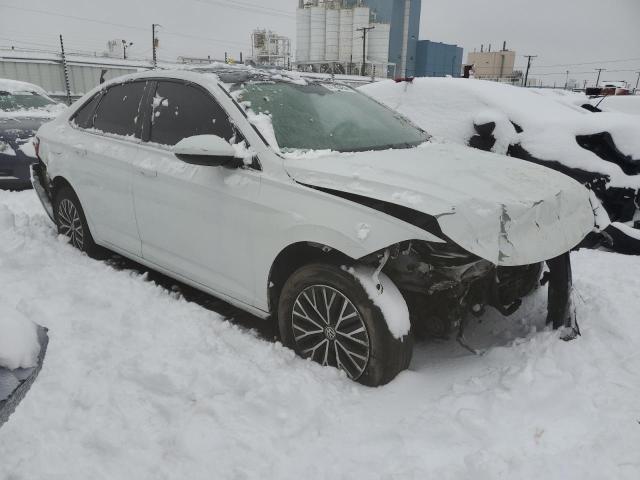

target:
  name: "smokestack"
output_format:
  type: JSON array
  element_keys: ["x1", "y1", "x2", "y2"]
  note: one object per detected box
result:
[
  {"x1": 503, "y1": 41, "x2": 507, "y2": 51},
  {"x1": 488, "y1": 44, "x2": 491, "y2": 52},
  {"x1": 480, "y1": 44, "x2": 484, "y2": 52}
]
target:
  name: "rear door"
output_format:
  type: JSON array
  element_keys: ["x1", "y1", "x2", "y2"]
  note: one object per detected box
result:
[
  {"x1": 69, "y1": 81, "x2": 147, "y2": 256},
  {"x1": 132, "y1": 80, "x2": 261, "y2": 304}
]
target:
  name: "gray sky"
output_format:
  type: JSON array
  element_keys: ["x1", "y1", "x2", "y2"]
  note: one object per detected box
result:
[{"x1": 1, "y1": 0, "x2": 639, "y2": 87}]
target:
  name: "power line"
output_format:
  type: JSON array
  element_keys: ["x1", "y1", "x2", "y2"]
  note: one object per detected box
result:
[
  {"x1": 193, "y1": 0, "x2": 295, "y2": 18},
  {"x1": 0, "y1": 4, "x2": 250, "y2": 50},
  {"x1": 523, "y1": 56, "x2": 640, "y2": 69}
]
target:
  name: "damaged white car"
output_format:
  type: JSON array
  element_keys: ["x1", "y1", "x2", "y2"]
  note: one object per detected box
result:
[{"x1": 31, "y1": 67, "x2": 595, "y2": 386}]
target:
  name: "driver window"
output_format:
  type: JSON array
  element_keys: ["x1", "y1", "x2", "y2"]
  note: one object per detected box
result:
[{"x1": 149, "y1": 81, "x2": 235, "y2": 146}]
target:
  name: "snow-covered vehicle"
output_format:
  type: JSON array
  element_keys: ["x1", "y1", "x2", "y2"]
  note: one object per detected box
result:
[
  {"x1": 0, "y1": 317, "x2": 48, "y2": 427},
  {"x1": 0, "y1": 79, "x2": 64, "y2": 190},
  {"x1": 31, "y1": 67, "x2": 595, "y2": 385},
  {"x1": 360, "y1": 78, "x2": 640, "y2": 253}
]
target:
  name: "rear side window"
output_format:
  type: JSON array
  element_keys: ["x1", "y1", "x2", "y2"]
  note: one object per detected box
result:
[
  {"x1": 72, "y1": 93, "x2": 102, "y2": 129},
  {"x1": 93, "y1": 82, "x2": 146, "y2": 137},
  {"x1": 149, "y1": 81, "x2": 234, "y2": 146}
]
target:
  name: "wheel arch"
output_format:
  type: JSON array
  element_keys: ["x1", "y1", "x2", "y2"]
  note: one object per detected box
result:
[{"x1": 267, "y1": 241, "x2": 355, "y2": 316}]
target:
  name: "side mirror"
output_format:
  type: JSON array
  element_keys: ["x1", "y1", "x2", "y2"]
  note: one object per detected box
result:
[{"x1": 173, "y1": 135, "x2": 239, "y2": 167}]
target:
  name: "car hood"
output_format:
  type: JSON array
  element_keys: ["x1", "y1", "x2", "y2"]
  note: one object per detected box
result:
[{"x1": 283, "y1": 142, "x2": 595, "y2": 266}]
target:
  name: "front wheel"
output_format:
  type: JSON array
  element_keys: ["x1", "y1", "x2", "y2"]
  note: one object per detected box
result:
[
  {"x1": 278, "y1": 263, "x2": 413, "y2": 386},
  {"x1": 53, "y1": 186, "x2": 104, "y2": 258}
]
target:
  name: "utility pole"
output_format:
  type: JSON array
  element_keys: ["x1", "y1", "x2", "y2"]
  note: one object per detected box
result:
[
  {"x1": 357, "y1": 25, "x2": 375, "y2": 77},
  {"x1": 152, "y1": 24, "x2": 160, "y2": 68},
  {"x1": 522, "y1": 55, "x2": 537, "y2": 88},
  {"x1": 59, "y1": 35, "x2": 72, "y2": 106},
  {"x1": 122, "y1": 40, "x2": 133, "y2": 60},
  {"x1": 564, "y1": 70, "x2": 569, "y2": 89},
  {"x1": 595, "y1": 68, "x2": 606, "y2": 88}
]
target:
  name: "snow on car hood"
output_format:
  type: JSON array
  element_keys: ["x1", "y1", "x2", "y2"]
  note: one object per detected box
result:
[{"x1": 284, "y1": 142, "x2": 595, "y2": 266}]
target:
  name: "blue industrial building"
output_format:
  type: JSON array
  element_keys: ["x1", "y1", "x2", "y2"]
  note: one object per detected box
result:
[{"x1": 415, "y1": 40, "x2": 463, "y2": 77}]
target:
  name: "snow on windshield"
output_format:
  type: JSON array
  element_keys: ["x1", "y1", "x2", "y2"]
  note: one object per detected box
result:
[{"x1": 229, "y1": 80, "x2": 428, "y2": 154}]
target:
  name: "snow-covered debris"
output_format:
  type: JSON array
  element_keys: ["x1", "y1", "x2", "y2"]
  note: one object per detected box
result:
[
  {"x1": 1, "y1": 190, "x2": 640, "y2": 478},
  {"x1": 359, "y1": 78, "x2": 640, "y2": 190},
  {"x1": 591, "y1": 95, "x2": 640, "y2": 116}
]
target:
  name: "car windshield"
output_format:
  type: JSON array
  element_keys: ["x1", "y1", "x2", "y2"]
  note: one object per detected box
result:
[
  {"x1": 0, "y1": 90, "x2": 56, "y2": 111},
  {"x1": 232, "y1": 81, "x2": 429, "y2": 152}
]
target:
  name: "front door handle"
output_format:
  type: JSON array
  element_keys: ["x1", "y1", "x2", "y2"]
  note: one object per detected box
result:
[{"x1": 137, "y1": 168, "x2": 158, "y2": 178}]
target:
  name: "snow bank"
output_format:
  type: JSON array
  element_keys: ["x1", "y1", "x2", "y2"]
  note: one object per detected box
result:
[
  {"x1": 0, "y1": 307, "x2": 40, "y2": 371},
  {"x1": 360, "y1": 78, "x2": 640, "y2": 190},
  {"x1": 1, "y1": 190, "x2": 640, "y2": 479}
]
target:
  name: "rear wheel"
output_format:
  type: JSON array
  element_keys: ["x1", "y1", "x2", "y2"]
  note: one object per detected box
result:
[
  {"x1": 53, "y1": 186, "x2": 104, "y2": 258},
  {"x1": 278, "y1": 263, "x2": 413, "y2": 386}
]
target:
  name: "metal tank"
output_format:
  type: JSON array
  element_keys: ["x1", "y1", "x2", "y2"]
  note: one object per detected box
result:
[
  {"x1": 296, "y1": 7, "x2": 311, "y2": 63},
  {"x1": 309, "y1": 6, "x2": 327, "y2": 63},
  {"x1": 366, "y1": 23, "x2": 390, "y2": 64},
  {"x1": 351, "y1": 6, "x2": 370, "y2": 63},
  {"x1": 325, "y1": 7, "x2": 340, "y2": 62},
  {"x1": 338, "y1": 7, "x2": 354, "y2": 63}
]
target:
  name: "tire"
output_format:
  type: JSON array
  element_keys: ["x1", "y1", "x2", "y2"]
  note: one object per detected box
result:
[
  {"x1": 53, "y1": 186, "x2": 104, "y2": 258},
  {"x1": 278, "y1": 263, "x2": 413, "y2": 386}
]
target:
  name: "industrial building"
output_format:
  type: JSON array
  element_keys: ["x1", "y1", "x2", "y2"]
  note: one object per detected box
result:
[
  {"x1": 467, "y1": 44, "x2": 517, "y2": 82},
  {"x1": 250, "y1": 29, "x2": 292, "y2": 68},
  {"x1": 295, "y1": 0, "x2": 421, "y2": 77},
  {"x1": 415, "y1": 40, "x2": 463, "y2": 77},
  {"x1": 0, "y1": 48, "x2": 149, "y2": 98}
]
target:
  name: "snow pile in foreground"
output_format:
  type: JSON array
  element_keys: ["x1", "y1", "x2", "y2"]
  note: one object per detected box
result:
[
  {"x1": 1, "y1": 190, "x2": 640, "y2": 479},
  {"x1": 360, "y1": 78, "x2": 640, "y2": 189},
  {"x1": 0, "y1": 303, "x2": 39, "y2": 371}
]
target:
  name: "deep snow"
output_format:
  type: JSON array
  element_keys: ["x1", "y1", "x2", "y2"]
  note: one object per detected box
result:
[{"x1": 1, "y1": 190, "x2": 639, "y2": 479}]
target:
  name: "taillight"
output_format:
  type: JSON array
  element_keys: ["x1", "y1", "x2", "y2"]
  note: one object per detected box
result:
[{"x1": 33, "y1": 136, "x2": 40, "y2": 159}]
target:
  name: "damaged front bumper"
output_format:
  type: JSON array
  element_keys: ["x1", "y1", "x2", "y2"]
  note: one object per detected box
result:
[{"x1": 371, "y1": 241, "x2": 579, "y2": 343}]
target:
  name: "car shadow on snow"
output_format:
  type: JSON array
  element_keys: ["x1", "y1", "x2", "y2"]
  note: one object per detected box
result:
[
  {"x1": 105, "y1": 251, "x2": 550, "y2": 371},
  {"x1": 104, "y1": 253, "x2": 278, "y2": 341}
]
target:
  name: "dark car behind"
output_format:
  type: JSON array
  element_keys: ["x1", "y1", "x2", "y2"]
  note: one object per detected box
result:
[{"x1": 0, "y1": 79, "x2": 64, "y2": 190}]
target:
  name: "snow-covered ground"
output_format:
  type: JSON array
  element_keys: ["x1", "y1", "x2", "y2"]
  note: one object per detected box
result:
[{"x1": 1, "y1": 189, "x2": 639, "y2": 479}]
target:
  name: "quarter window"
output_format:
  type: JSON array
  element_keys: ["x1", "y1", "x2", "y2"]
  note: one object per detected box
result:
[
  {"x1": 149, "y1": 81, "x2": 234, "y2": 146},
  {"x1": 72, "y1": 93, "x2": 102, "y2": 129},
  {"x1": 93, "y1": 82, "x2": 146, "y2": 137}
]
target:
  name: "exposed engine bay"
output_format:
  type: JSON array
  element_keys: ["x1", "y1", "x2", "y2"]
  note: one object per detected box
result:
[{"x1": 360, "y1": 240, "x2": 576, "y2": 344}]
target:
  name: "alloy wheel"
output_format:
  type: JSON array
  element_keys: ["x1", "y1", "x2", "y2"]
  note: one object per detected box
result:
[
  {"x1": 291, "y1": 285, "x2": 370, "y2": 380},
  {"x1": 57, "y1": 198, "x2": 84, "y2": 250}
]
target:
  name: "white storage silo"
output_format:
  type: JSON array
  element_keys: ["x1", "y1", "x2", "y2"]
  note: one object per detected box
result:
[
  {"x1": 366, "y1": 23, "x2": 390, "y2": 64},
  {"x1": 309, "y1": 6, "x2": 326, "y2": 63},
  {"x1": 351, "y1": 6, "x2": 370, "y2": 63},
  {"x1": 325, "y1": 7, "x2": 339, "y2": 62},
  {"x1": 296, "y1": 7, "x2": 311, "y2": 63},
  {"x1": 338, "y1": 8, "x2": 353, "y2": 62}
]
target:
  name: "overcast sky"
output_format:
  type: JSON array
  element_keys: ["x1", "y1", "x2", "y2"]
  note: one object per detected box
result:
[{"x1": 1, "y1": 0, "x2": 639, "y2": 87}]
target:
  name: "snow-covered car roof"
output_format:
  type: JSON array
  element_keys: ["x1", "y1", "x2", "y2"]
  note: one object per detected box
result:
[
  {"x1": 0, "y1": 78, "x2": 49, "y2": 96},
  {"x1": 360, "y1": 78, "x2": 640, "y2": 190}
]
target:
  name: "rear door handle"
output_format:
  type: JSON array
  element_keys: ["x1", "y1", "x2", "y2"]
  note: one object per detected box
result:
[{"x1": 137, "y1": 168, "x2": 158, "y2": 178}]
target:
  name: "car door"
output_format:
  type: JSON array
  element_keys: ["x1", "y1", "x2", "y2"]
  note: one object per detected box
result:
[
  {"x1": 68, "y1": 81, "x2": 146, "y2": 256},
  {"x1": 132, "y1": 80, "x2": 261, "y2": 305}
]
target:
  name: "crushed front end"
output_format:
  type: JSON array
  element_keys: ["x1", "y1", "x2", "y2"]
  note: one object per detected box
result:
[{"x1": 361, "y1": 240, "x2": 578, "y2": 343}]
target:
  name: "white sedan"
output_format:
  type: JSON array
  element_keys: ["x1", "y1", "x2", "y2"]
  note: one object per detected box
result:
[{"x1": 31, "y1": 66, "x2": 594, "y2": 385}]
